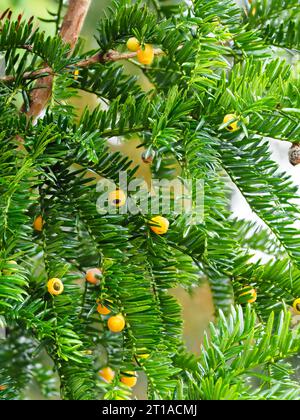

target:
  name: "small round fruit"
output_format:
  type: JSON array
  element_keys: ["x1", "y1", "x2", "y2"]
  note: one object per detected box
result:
[
  {"x1": 127, "y1": 37, "x2": 140, "y2": 52},
  {"x1": 138, "y1": 353, "x2": 150, "y2": 360},
  {"x1": 99, "y1": 367, "x2": 115, "y2": 383},
  {"x1": 97, "y1": 304, "x2": 111, "y2": 315},
  {"x1": 293, "y1": 298, "x2": 300, "y2": 314},
  {"x1": 108, "y1": 189, "x2": 126, "y2": 208},
  {"x1": 288, "y1": 144, "x2": 300, "y2": 166},
  {"x1": 108, "y1": 314, "x2": 125, "y2": 333},
  {"x1": 74, "y1": 69, "x2": 79, "y2": 80},
  {"x1": 120, "y1": 371, "x2": 137, "y2": 388},
  {"x1": 223, "y1": 114, "x2": 239, "y2": 132},
  {"x1": 85, "y1": 268, "x2": 103, "y2": 285},
  {"x1": 3, "y1": 260, "x2": 18, "y2": 275},
  {"x1": 33, "y1": 215, "x2": 44, "y2": 232},
  {"x1": 141, "y1": 150, "x2": 155, "y2": 164},
  {"x1": 0, "y1": 385, "x2": 7, "y2": 391},
  {"x1": 47, "y1": 278, "x2": 64, "y2": 296},
  {"x1": 239, "y1": 287, "x2": 257, "y2": 303},
  {"x1": 137, "y1": 44, "x2": 154, "y2": 65},
  {"x1": 149, "y1": 216, "x2": 169, "y2": 235}
]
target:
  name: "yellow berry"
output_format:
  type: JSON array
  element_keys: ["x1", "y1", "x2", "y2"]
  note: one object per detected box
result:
[
  {"x1": 33, "y1": 215, "x2": 44, "y2": 232},
  {"x1": 47, "y1": 278, "x2": 64, "y2": 296},
  {"x1": 127, "y1": 37, "x2": 140, "y2": 52},
  {"x1": 223, "y1": 114, "x2": 240, "y2": 132},
  {"x1": 138, "y1": 353, "x2": 150, "y2": 359},
  {"x1": 74, "y1": 69, "x2": 79, "y2": 80},
  {"x1": 137, "y1": 44, "x2": 154, "y2": 65},
  {"x1": 85, "y1": 268, "x2": 102, "y2": 285},
  {"x1": 293, "y1": 298, "x2": 300, "y2": 314},
  {"x1": 97, "y1": 303, "x2": 111, "y2": 315},
  {"x1": 99, "y1": 367, "x2": 115, "y2": 383},
  {"x1": 252, "y1": 6, "x2": 256, "y2": 15},
  {"x1": 120, "y1": 371, "x2": 137, "y2": 388},
  {"x1": 3, "y1": 260, "x2": 18, "y2": 275},
  {"x1": 239, "y1": 287, "x2": 257, "y2": 304},
  {"x1": 149, "y1": 216, "x2": 169, "y2": 235},
  {"x1": 108, "y1": 314, "x2": 125, "y2": 333},
  {"x1": 108, "y1": 189, "x2": 126, "y2": 208}
]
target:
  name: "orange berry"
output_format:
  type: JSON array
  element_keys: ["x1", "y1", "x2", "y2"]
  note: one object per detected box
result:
[
  {"x1": 97, "y1": 304, "x2": 111, "y2": 315},
  {"x1": 149, "y1": 216, "x2": 169, "y2": 235},
  {"x1": 223, "y1": 114, "x2": 239, "y2": 132},
  {"x1": 0, "y1": 385, "x2": 7, "y2": 391},
  {"x1": 293, "y1": 298, "x2": 300, "y2": 314},
  {"x1": 239, "y1": 287, "x2": 257, "y2": 303},
  {"x1": 33, "y1": 215, "x2": 44, "y2": 232},
  {"x1": 120, "y1": 371, "x2": 137, "y2": 388},
  {"x1": 127, "y1": 37, "x2": 140, "y2": 52},
  {"x1": 47, "y1": 278, "x2": 64, "y2": 296},
  {"x1": 108, "y1": 189, "x2": 126, "y2": 208},
  {"x1": 108, "y1": 314, "x2": 125, "y2": 333},
  {"x1": 85, "y1": 268, "x2": 102, "y2": 285},
  {"x1": 99, "y1": 367, "x2": 115, "y2": 383},
  {"x1": 137, "y1": 44, "x2": 154, "y2": 65}
]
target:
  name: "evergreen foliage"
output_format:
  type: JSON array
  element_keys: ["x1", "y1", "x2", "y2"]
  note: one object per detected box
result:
[{"x1": 0, "y1": 0, "x2": 300, "y2": 400}]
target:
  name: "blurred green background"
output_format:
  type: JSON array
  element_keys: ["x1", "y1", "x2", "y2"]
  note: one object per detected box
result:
[{"x1": 1, "y1": 0, "x2": 214, "y2": 399}]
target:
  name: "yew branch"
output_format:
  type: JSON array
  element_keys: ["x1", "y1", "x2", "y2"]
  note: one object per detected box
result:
[
  {"x1": 25, "y1": 0, "x2": 91, "y2": 119},
  {"x1": 1, "y1": 49, "x2": 164, "y2": 84}
]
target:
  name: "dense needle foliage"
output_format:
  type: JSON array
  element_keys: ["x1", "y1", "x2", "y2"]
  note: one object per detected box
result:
[{"x1": 0, "y1": 0, "x2": 300, "y2": 400}]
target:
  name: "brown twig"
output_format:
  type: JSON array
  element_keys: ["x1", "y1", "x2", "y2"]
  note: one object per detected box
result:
[
  {"x1": 0, "y1": 49, "x2": 164, "y2": 84},
  {"x1": 25, "y1": 0, "x2": 91, "y2": 119}
]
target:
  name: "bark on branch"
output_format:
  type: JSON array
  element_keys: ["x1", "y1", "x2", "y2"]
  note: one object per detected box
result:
[
  {"x1": 26, "y1": 0, "x2": 91, "y2": 119},
  {"x1": 1, "y1": 49, "x2": 164, "y2": 84}
]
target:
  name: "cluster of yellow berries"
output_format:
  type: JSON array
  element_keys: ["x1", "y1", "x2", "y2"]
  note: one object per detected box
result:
[
  {"x1": 107, "y1": 189, "x2": 170, "y2": 235},
  {"x1": 33, "y1": 193, "x2": 170, "y2": 237},
  {"x1": 238, "y1": 289, "x2": 300, "y2": 312},
  {"x1": 84, "y1": 267, "x2": 126, "y2": 332},
  {"x1": 126, "y1": 37, "x2": 154, "y2": 65},
  {"x1": 98, "y1": 367, "x2": 137, "y2": 388},
  {"x1": 97, "y1": 300, "x2": 126, "y2": 333}
]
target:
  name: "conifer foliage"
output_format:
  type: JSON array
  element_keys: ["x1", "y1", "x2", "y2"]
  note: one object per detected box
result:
[{"x1": 0, "y1": 0, "x2": 300, "y2": 400}]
